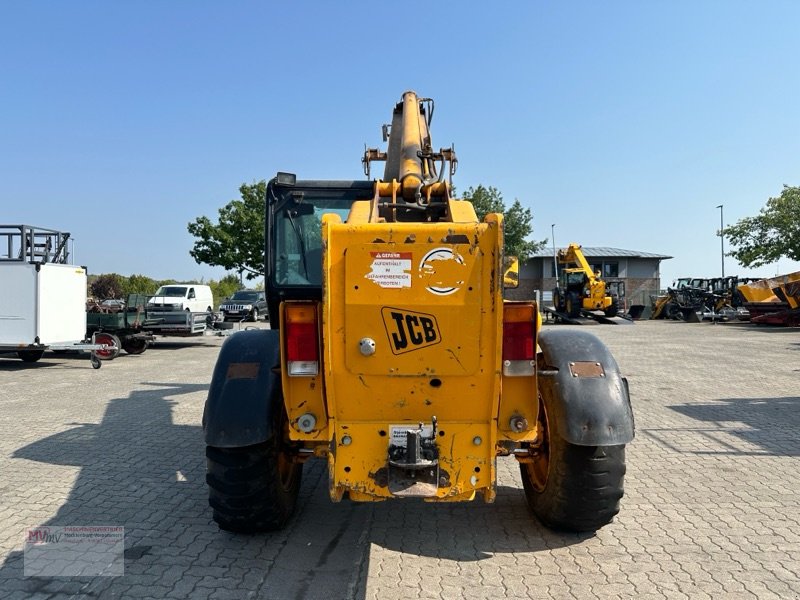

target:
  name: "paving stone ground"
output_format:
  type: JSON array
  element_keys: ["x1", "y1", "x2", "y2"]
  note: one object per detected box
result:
[{"x1": 0, "y1": 320, "x2": 798, "y2": 599}]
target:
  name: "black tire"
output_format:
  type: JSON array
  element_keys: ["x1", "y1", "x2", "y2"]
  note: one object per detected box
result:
[
  {"x1": 520, "y1": 396, "x2": 626, "y2": 532},
  {"x1": 553, "y1": 288, "x2": 563, "y2": 312},
  {"x1": 604, "y1": 297, "x2": 619, "y2": 318},
  {"x1": 667, "y1": 303, "x2": 684, "y2": 321},
  {"x1": 121, "y1": 337, "x2": 148, "y2": 355},
  {"x1": 565, "y1": 292, "x2": 581, "y2": 318},
  {"x1": 206, "y1": 406, "x2": 302, "y2": 533},
  {"x1": 18, "y1": 350, "x2": 45, "y2": 363},
  {"x1": 250, "y1": 308, "x2": 259, "y2": 322}
]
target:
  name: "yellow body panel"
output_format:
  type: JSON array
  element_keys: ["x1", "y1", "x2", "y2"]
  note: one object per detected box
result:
[
  {"x1": 738, "y1": 271, "x2": 800, "y2": 307},
  {"x1": 327, "y1": 421, "x2": 496, "y2": 501},
  {"x1": 298, "y1": 209, "x2": 539, "y2": 501},
  {"x1": 279, "y1": 303, "x2": 331, "y2": 442}
]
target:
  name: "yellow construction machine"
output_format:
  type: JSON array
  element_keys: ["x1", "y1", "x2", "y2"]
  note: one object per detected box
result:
[
  {"x1": 737, "y1": 271, "x2": 800, "y2": 324},
  {"x1": 554, "y1": 243, "x2": 619, "y2": 318},
  {"x1": 203, "y1": 92, "x2": 634, "y2": 533}
]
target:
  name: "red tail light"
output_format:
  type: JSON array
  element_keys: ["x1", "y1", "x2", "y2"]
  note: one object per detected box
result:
[
  {"x1": 284, "y1": 303, "x2": 319, "y2": 376},
  {"x1": 503, "y1": 304, "x2": 535, "y2": 376}
]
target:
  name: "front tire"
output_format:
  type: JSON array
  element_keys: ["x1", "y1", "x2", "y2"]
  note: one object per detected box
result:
[
  {"x1": 565, "y1": 292, "x2": 581, "y2": 318},
  {"x1": 94, "y1": 333, "x2": 121, "y2": 360},
  {"x1": 604, "y1": 297, "x2": 619, "y2": 317},
  {"x1": 250, "y1": 308, "x2": 259, "y2": 322},
  {"x1": 206, "y1": 406, "x2": 302, "y2": 532},
  {"x1": 520, "y1": 395, "x2": 626, "y2": 532}
]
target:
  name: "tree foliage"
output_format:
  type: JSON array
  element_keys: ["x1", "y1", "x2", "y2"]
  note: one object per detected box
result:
[
  {"x1": 90, "y1": 274, "x2": 126, "y2": 299},
  {"x1": 188, "y1": 181, "x2": 267, "y2": 280},
  {"x1": 463, "y1": 185, "x2": 546, "y2": 261},
  {"x1": 126, "y1": 273, "x2": 161, "y2": 295},
  {"x1": 209, "y1": 274, "x2": 243, "y2": 303},
  {"x1": 87, "y1": 272, "x2": 243, "y2": 308},
  {"x1": 723, "y1": 185, "x2": 800, "y2": 268}
]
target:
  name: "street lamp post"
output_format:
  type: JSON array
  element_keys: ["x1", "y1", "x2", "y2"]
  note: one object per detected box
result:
[
  {"x1": 716, "y1": 205, "x2": 724, "y2": 277},
  {"x1": 551, "y1": 224, "x2": 558, "y2": 281}
]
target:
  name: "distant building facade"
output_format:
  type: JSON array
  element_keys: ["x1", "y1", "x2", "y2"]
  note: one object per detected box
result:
[{"x1": 509, "y1": 246, "x2": 672, "y2": 312}]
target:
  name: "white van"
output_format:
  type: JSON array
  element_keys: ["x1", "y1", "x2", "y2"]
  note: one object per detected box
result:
[{"x1": 148, "y1": 284, "x2": 214, "y2": 313}]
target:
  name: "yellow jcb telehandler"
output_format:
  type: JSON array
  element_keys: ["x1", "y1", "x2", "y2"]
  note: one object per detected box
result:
[
  {"x1": 203, "y1": 92, "x2": 634, "y2": 533},
  {"x1": 553, "y1": 243, "x2": 619, "y2": 318}
]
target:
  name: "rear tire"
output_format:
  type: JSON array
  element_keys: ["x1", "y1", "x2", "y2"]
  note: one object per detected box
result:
[
  {"x1": 18, "y1": 350, "x2": 45, "y2": 363},
  {"x1": 206, "y1": 405, "x2": 302, "y2": 533},
  {"x1": 121, "y1": 337, "x2": 148, "y2": 355},
  {"x1": 520, "y1": 395, "x2": 626, "y2": 532}
]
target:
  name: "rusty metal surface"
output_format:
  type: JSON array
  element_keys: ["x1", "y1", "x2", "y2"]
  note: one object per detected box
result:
[
  {"x1": 225, "y1": 362, "x2": 260, "y2": 380},
  {"x1": 568, "y1": 360, "x2": 605, "y2": 378}
]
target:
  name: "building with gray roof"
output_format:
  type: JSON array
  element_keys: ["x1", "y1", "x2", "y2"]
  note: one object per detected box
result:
[{"x1": 511, "y1": 246, "x2": 672, "y2": 314}]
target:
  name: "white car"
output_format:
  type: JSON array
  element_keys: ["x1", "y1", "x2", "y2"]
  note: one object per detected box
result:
[{"x1": 148, "y1": 284, "x2": 213, "y2": 313}]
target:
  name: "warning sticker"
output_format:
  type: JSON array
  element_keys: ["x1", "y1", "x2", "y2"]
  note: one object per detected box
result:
[
  {"x1": 366, "y1": 252, "x2": 412, "y2": 288},
  {"x1": 390, "y1": 424, "x2": 434, "y2": 448}
]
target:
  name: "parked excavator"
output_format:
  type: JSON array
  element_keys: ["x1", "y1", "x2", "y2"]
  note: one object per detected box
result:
[
  {"x1": 651, "y1": 275, "x2": 755, "y2": 321},
  {"x1": 553, "y1": 243, "x2": 619, "y2": 318},
  {"x1": 203, "y1": 91, "x2": 634, "y2": 535}
]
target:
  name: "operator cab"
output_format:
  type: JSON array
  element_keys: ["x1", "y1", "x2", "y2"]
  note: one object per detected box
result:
[{"x1": 265, "y1": 174, "x2": 374, "y2": 326}]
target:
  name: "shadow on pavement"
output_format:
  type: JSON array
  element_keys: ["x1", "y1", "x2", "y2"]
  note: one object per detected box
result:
[
  {"x1": 365, "y1": 482, "x2": 592, "y2": 563},
  {"x1": 0, "y1": 351, "x2": 134, "y2": 369},
  {"x1": 0, "y1": 381, "x2": 371, "y2": 599},
  {"x1": 147, "y1": 340, "x2": 217, "y2": 351},
  {"x1": 0, "y1": 358, "x2": 61, "y2": 370},
  {"x1": 1, "y1": 381, "x2": 591, "y2": 599},
  {"x1": 667, "y1": 396, "x2": 800, "y2": 456},
  {"x1": 1, "y1": 382, "x2": 208, "y2": 597}
]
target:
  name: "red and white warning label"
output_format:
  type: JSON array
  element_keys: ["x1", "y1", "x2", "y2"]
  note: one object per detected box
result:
[{"x1": 366, "y1": 252, "x2": 412, "y2": 288}]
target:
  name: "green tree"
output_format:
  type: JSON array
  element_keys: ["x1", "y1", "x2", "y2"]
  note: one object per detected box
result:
[
  {"x1": 723, "y1": 185, "x2": 800, "y2": 267},
  {"x1": 124, "y1": 274, "x2": 159, "y2": 296},
  {"x1": 466, "y1": 185, "x2": 505, "y2": 220},
  {"x1": 90, "y1": 273, "x2": 125, "y2": 299},
  {"x1": 188, "y1": 181, "x2": 267, "y2": 280},
  {"x1": 209, "y1": 274, "x2": 243, "y2": 305},
  {"x1": 463, "y1": 185, "x2": 546, "y2": 261}
]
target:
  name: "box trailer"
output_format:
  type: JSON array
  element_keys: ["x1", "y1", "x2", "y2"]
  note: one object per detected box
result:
[{"x1": 0, "y1": 225, "x2": 112, "y2": 367}]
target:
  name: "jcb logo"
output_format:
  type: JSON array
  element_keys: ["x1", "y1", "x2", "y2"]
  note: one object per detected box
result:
[{"x1": 381, "y1": 307, "x2": 441, "y2": 354}]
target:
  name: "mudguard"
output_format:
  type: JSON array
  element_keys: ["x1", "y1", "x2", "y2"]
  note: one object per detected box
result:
[
  {"x1": 203, "y1": 329, "x2": 281, "y2": 447},
  {"x1": 537, "y1": 329, "x2": 634, "y2": 446}
]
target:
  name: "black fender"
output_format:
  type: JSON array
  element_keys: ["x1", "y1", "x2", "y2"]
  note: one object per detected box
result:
[
  {"x1": 537, "y1": 329, "x2": 634, "y2": 446},
  {"x1": 203, "y1": 329, "x2": 281, "y2": 447}
]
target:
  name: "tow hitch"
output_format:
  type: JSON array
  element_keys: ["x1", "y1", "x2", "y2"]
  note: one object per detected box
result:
[{"x1": 387, "y1": 417, "x2": 442, "y2": 497}]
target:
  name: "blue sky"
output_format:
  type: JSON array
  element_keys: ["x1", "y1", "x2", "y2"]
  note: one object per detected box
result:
[{"x1": 2, "y1": 1, "x2": 799, "y2": 287}]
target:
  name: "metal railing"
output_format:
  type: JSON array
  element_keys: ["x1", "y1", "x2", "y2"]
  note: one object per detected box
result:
[{"x1": 0, "y1": 225, "x2": 71, "y2": 264}]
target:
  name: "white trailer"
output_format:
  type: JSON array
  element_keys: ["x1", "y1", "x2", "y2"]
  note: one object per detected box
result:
[{"x1": 0, "y1": 225, "x2": 112, "y2": 367}]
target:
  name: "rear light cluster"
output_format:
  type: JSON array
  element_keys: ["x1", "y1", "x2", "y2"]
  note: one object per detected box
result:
[
  {"x1": 503, "y1": 304, "x2": 535, "y2": 376},
  {"x1": 284, "y1": 303, "x2": 319, "y2": 376}
]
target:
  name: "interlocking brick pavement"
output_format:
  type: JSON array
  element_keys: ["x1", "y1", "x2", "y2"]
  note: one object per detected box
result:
[{"x1": 0, "y1": 321, "x2": 798, "y2": 599}]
